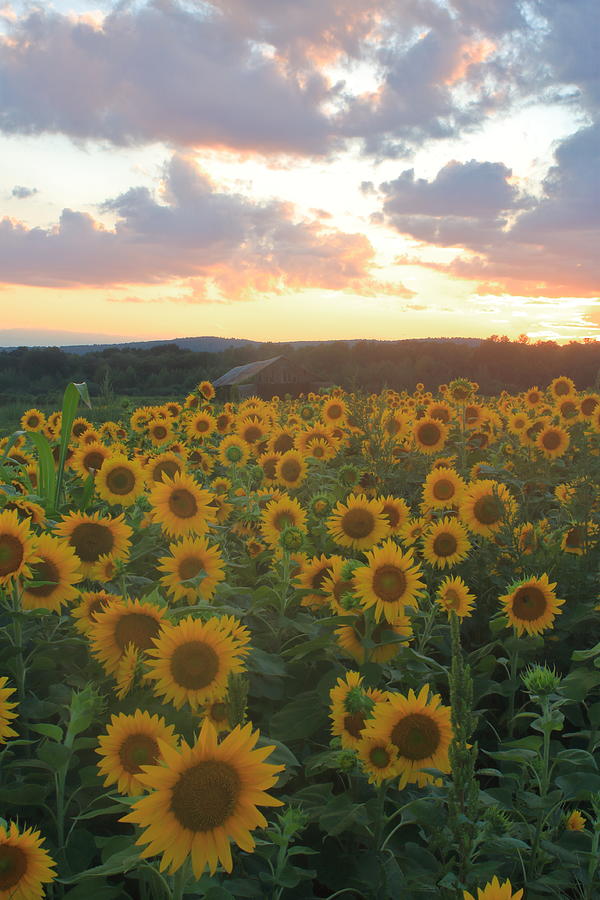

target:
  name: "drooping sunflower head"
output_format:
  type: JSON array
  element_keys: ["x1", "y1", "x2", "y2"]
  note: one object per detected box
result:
[{"x1": 499, "y1": 573, "x2": 565, "y2": 636}]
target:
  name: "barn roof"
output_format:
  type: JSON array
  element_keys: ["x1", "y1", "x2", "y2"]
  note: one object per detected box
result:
[{"x1": 213, "y1": 356, "x2": 283, "y2": 387}]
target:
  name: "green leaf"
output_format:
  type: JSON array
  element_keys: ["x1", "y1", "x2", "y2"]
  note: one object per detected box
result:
[
  {"x1": 29, "y1": 723, "x2": 63, "y2": 742},
  {"x1": 37, "y1": 741, "x2": 72, "y2": 769},
  {"x1": 318, "y1": 793, "x2": 368, "y2": 837},
  {"x1": 24, "y1": 430, "x2": 56, "y2": 510},
  {"x1": 554, "y1": 748, "x2": 597, "y2": 768},
  {"x1": 571, "y1": 642, "x2": 600, "y2": 661},
  {"x1": 556, "y1": 772, "x2": 600, "y2": 799},
  {"x1": 54, "y1": 381, "x2": 91, "y2": 510},
  {"x1": 270, "y1": 691, "x2": 328, "y2": 741}
]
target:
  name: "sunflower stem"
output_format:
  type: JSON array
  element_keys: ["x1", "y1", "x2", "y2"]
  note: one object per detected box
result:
[
  {"x1": 171, "y1": 858, "x2": 190, "y2": 900},
  {"x1": 507, "y1": 641, "x2": 520, "y2": 739}
]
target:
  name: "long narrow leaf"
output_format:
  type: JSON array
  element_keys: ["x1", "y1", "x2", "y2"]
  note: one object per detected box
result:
[
  {"x1": 24, "y1": 431, "x2": 56, "y2": 510},
  {"x1": 54, "y1": 382, "x2": 92, "y2": 511},
  {"x1": 0, "y1": 429, "x2": 26, "y2": 465}
]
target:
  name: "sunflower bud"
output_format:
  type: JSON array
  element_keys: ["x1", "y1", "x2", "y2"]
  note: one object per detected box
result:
[
  {"x1": 522, "y1": 664, "x2": 562, "y2": 698},
  {"x1": 279, "y1": 526, "x2": 304, "y2": 552}
]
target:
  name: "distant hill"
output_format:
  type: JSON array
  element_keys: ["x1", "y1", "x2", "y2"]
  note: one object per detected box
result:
[{"x1": 0, "y1": 334, "x2": 483, "y2": 354}]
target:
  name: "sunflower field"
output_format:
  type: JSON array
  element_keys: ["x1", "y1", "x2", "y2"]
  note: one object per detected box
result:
[{"x1": 0, "y1": 376, "x2": 599, "y2": 900}]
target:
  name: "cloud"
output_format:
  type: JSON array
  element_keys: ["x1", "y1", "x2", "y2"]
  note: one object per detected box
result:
[
  {"x1": 11, "y1": 185, "x2": 38, "y2": 199},
  {"x1": 0, "y1": 154, "x2": 414, "y2": 300}
]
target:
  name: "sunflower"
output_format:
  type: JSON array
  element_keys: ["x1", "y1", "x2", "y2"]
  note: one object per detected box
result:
[
  {"x1": 203, "y1": 699, "x2": 232, "y2": 734},
  {"x1": 322, "y1": 397, "x2": 348, "y2": 425},
  {"x1": 422, "y1": 467, "x2": 465, "y2": 511},
  {"x1": 0, "y1": 508, "x2": 37, "y2": 586},
  {"x1": 96, "y1": 455, "x2": 146, "y2": 507},
  {"x1": 71, "y1": 442, "x2": 112, "y2": 480},
  {"x1": 275, "y1": 450, "x2": 307, "y2": 489},
  {"x1": 561, "y1": 522, "x2": 597, "y2": 555},
  {"x1": 114, "y1": 644, "x2": 140, "y2": 701},
  {"x1": 327, "y1": 494, "x2": 387, "y2": 551},
  {"x1": 549, "y1": 375, "x2": 576, "y2": 398},
  {"x1": 121, "y1": 718, "x2": 283, "y2": 877},
  {"x1": 305, "y1": 437, "x2": 337, "y2": 461},
  {"x1": 378, "y1": 495, "x2": 410, "y2": 534},
  {"x1": 198, "y1": 380, "x2": 216, "y2": 400},
  {"x1": 463, "y1": 876, "x2": 524, "y2": 900},
  {"x1": 215, "y1": 411, "x2": 235, "y2": 434},
  {"x1": 514, "y1": 522, "x2": 540, "y2": 555},
  {"x1": 580, "y1": 393, "x2": 600, "y2": 420},
  {"x1": 565, "y1": 809, "x2": 586, "y2": 831},
  {"x1": 236, "y1": 416, "x2": 267, "y2": 448},
  {"x1": 187, "y1": 412, "x2": 217, "y2": 441},
  {"x1": 413, "y1": 417, "x2": 449, "y2": 455},
  {"x1": 158, "y1": 536, "x2": 225, "y2": 605},
  {"x1": 260, "y1": 495, "x2": 307, "y2": 548},
  {"x1": 0, "y1": 677, "x2": 18, "y2": 744},
  {"x1": 71, "y1": 590, "x2": 121, "y2": 635},
  {"x1": 459, "y1": 480, "x2": 514, "y2": 538},
  {"x1": 536, "y1": 424, "x2": 570, "y2": 459},
  {"x1": 425, "y1": 401, "x2": 453, "y2": 424},
  {"x1": 21, "y1": 534, "x2": 82, "y2": 612},
  {"x1": 267, "y1": 428, "x2": 295, "y2": 454},
  {"x1": 149, "y1": 473, "x2": 216, "y2": 538},
  {"x1": 144, "y1": 615, "x2": 249, "y2": 710},
  {"x1": 422, "y1": 517, "x2": 472, "y2": 570},
  {"x1": 398, "y1": 515, "x2": 430, "y2": 546},
  {"x1": 353, "y1": 539, "x2": 425, "y2": 622},
  {"x1": 20, "y1": 408, "x2": 46, "y2": 432},
  {"x1": 147, "y1": 418, "x2": 174, "y2": 447},
  {"x1": 365, "y1": 684, "x2": 453, "y2": 789},
  {"x1": 89, "y1": 597, "x2": 167, "y2": 675},
  {"x1": 218, "y1": 435, "x2": 251, "y2": 468},
  {"x1": 435, "y1": 576, "x2": 476, "y2": 619},
  {"x1": 356, "y1": 735, "x2": 399, "y2": 785},
  {"x1": 91, "y1": 552, "x2": 120, "y2": 582},
  {"x1": 55, "y1": 510, "x2": 132, "y2": 577},
  {"x1": 295, "y1": 554, "x2": 341, "y2": 610},
  {"x1": 0, "y1": 821, "x2": 56, "y2": 899},
  {"x1": 335, "y1": 613, "x2": 412, "y2": 665},
  {"x1": 499, "y1": 573, "x2": 565, "y2": 636},
  {"x1": 329, "y1": 671, "x2": 387, "y2": 750},
  {"x1": 294, "y1": 425, "x2": 336, "y2": 455},
  {"x1": 96, "y1": 710, "x2": 180, "y2": 796}
]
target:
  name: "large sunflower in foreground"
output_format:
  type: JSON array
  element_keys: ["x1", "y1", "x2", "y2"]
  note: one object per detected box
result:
[
  {"x1": 157, "y1": 536, "x2": 225, "y2": 605},
  {"x1": 499, "y1": 573, "x2": 565, "y2": 636},
  {"x1": 0, "y1": 821, "x2": 56, "y2": 899},
  {"x1": 327, "y1": 493, "x2": 387, "y2": 551},
  {"x1": 0, "y1": 677, "x2": 18, "y2": 744},
  {"x1": 96, "y1": 710, "x2": 180, "y2": 796},
  {"x1": 366, "y1": 684, "x2": 453, "y2": 789},
  {"x1": 463, "y1": 876, "x2": 523, "y2": 900},
  {"x1": 0, "y1": 508, "x2": 38, "y2": 586},
  {"x1": 149, "y1": 472, "x2": 216, "y2": 537},
  {"x1": 89, "y1": 597, "x2": 167, "y2": 675},
  {"x1": 21, "y1": 533, "x2": 82, "y2": 612},
  {"x1": 353, "y1": 539, "x2": 425, "y2": 622},
  {"x1": 121, "y1": 718, "x2": 283, "y2": 876},
  {"x1": 422, "y1": 517, "x2": 472, "y2": 570},
  {"x1": 95, "y1": 455, "x2": 146, "y2": 507},
  {"x1": 55, "y1": 510, "x2": 132, "y2": 576},
  {"x1": 459, "y1": 480, "x2": 515, "y2": 538},
  {"x1": 145, "y1": 616, "x2": 250, "y2": 710}
]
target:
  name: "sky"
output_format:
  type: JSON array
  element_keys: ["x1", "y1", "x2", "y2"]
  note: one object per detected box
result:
[{"x1": 0, "y1": 0, "x2": 598, "y2": 345}]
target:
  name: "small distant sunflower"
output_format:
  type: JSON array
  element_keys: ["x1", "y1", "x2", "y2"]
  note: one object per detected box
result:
[
  {"x1": 413, "y1": 417, "x2": 449, "y2": 455},
  {"x1": 218, "y1": 435, "x2": 251, "y2": 468},
  {"x1": 275, "y1": 450, "x2": 307, "y2": 489},
  {"x1": 203, "y1": 699, "x2": 232, "y2": 734},
  {"x1": 72, "y1": 442, "x2": 112, "y2": 479},
  {"x1": 329, "y1": 671, "x2": 387, "y2": 750},
  {"x1": 378, "y1": 495, "x2": 411, "y2": 534},
  {"x1": 0, "y1": 677, "x2": 18, "y2": 744},
  {"x1": 55, "y1": 510, "x2": 132, "y2": 577},
  {"x1": 536, "y1": 424, "x2": 570, "y2": 459},
  {"x1": 0, "y1": 509, "x2": 37, "y2": 586},
  {"x1": 260, "y1": 496, "x2": 307, "y2": 548},
  {"x1": 463, "y1": 876, "x2": 523, "y2": 900},
  {"x1": 459, "y1": 480, "x2": 514, "y2": 538},
  {"x1": 0, "y1": 821, "x2": 56, "y2": 899},
  {"x1": 356, "y1": 735, "x2": 399, "y2": 785},
  {"x1": 20, "y1": 408, "x2": 46, "y2": 432},
  {"x1": 327, "y1": 493, "x2": 387, "y2": 551},
  {"x1": 422, "y1": 467, "x2": 465, "y2": 510},
  {"x1": 500, "y1": 573, "x2": 565, "y2": 636},
  {"x1": 426, "y1": 402, "x2": 453, "y2": 424},
  {"x1": 158, "y1": 536, "x2": 225, "y2": 605},
  {"x1": 215, "y1": 411, "x2": 234, "y2": 434},
  {"x1": 524, "y1": 387, "x2": 543, "y2": 408},
  {"x1": 71, "y1": 590, "x2": 120, "y2": 635},
  {"x1": 422, "y1": 517, "x2": 472, "y2": 570},
  {"x1": 149, "y1": 473, "x2": 216, "y2": 538},
  {"x1": 398, "y1": 516, "x2": 430, "y2": 546},
  {"x1": 96, "y1": 455, "x2": 146, "y2": 507},
  {"x1": 366, "y1": 685, "x2": 453, "y2": 789},
  {"x1": 21, "y1": 534, "x2": 82, "y2": 612},
  {"x1": 549, "y1": 375, "x2": 575, "y2": 399},
  {"x1": 198, "y1": 380, "x2": 216, "y2": 400},
  {"x1": 353, "y1": 539, "x2": 425, "y2": 622},
  {"x1": 121, "y1": 718, "x2": 283, "y2": 877},
  {"x1": 89, "y1": 597, "x2": 167, "y2": 675},
  {"x1": 435, "y1": 576, "x2": 475, "y2": 619},
  {"x1": 145, "y1": 615, "x2": 249, "y2": 710},
  {"x1": 96, "y1": 710, "x2": 179, "y2": 796}
]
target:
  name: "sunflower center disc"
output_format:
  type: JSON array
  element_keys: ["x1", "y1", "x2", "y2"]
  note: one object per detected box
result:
[
  {"x1": 565, "y1": 526, "x2": 584, "y2": 548},
  {"x1": 107, "y1": 467, "x2": 136, "y2": 495},
  {"x1": 274, "y1": 434, "x2": 294, "y2": 452},
  {"x1": 542, "y1": 431, "x2": 561, "y2": 450},
  {"x1": 119, "y1": 734, "x2": 160, "y2": 773},
  {"x1": 433, "y1": 479, "x2": 454, "y2": 501},
  {"x1": 370, "y1": 746, "x2": 391, "y2": 769},
  {"x1": 169, "y1": 489, "x2": 198, "y2": 519},
  {"x1": 391, "y1": 712, "x2": 441, "y2": 760},
  {"x1": 417, "y1": 424, "x2": 441, "y2": 446},
  {"x1": 473, "y1": 496, "x2": 502, "y2": 526},
  {"x1": 341, "y1": 508, "x2": 375, "y2": 539},
  {"x1": 512, "y1": 586, "x2": 548, "y2": 621},
  {"x1": 433, "y1": 533, "x2": 458, "y2": 557},
  {"x1": 263, "y1": 458, "x2": 277, "y2": 479},
  {"x1": 27, "y1": 558, "x2": 60, "y2": 598},
  {"x1": 83, "y1": 451, "x2": 106, "y2": 472},
  {"x1": 244, "y1": 426, "x2": 261, "y2": 443},
  {"x1": 281, "y1": 460, "x2": 301, "y2": 481},
  {"x1": 443, "y1": 588, "x2": 460, "y2": 610},
  {"x1": 343, "y1": 712, "x2": 365, "y2": 738},
  {"x1": 171, "y1": 760, "x2": 240, "y2": 831},
  {"x1": 70, "y1": 523, "x2": 114, "y2": 562},
  {"x1": 114, "y1": 613, "x2": 161, "y2": 651},
  {"x1": 210, "y1": 702, "x2": 228, "y2": 723},
  {"x1": 273, "y1": 511, "x2": 294, "y2": 532},
  {"x1": 0, "y1": 535, "x2": 24, "y2": 576},
  {"x1": 0, "y1": 844, "x2": 28, "y2": 891},
  {"x1": 154, "y1": 461, "x2": 180, "y2": 483},
  {"x1": 383, "y1": 504, "x2": 401, "y2": 527},
  {"x1": 311, "y1": 566, "x2": 331, "y2": 590},
  {"x1": 170, "y1": 641, "x2": 220, "y2": 689},
  {"x1": 179, "y1": 557, "x2": 204, "y2": 582},
  {"x1": 153, "y1": 426, "x2": 167, "y2": 440},
  {"x1": 373, "y1": 565, "x2": 407, "y2": 602}
]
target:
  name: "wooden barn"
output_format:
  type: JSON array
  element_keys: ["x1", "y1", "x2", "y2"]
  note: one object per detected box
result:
[{"x1": 213, "y1": 355, "x2": 319, "y2": 400}]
